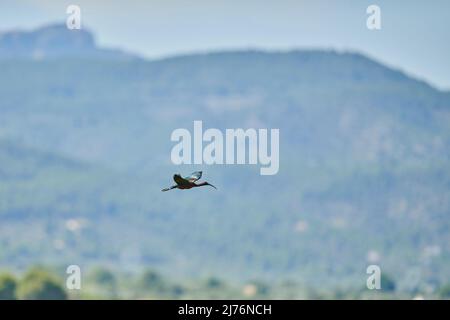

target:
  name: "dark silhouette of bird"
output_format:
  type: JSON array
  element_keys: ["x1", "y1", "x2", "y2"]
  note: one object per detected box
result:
[{"x1": 161, "y1": 171, "x2": 217, "y2": 192}]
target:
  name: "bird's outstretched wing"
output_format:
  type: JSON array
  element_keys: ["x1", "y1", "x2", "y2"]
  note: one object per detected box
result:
[
  {"x1": 173, "y1": 174, "x2": 190, "y2": 186},
  {"x1": 184, "y1": 171, "x2": 202, "y2": 182}
]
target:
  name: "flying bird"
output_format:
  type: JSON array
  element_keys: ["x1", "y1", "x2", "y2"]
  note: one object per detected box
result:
[{"x1": 161, "y1": 171, "x2": 217, "y2": 192}]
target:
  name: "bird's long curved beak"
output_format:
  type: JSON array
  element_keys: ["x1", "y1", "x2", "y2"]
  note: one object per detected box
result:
[{"x1": 207, "y1": 182, "x2": 217, "y2": 190}]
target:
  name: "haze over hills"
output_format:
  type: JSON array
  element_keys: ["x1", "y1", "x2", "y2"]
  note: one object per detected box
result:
[
  {"x1": 0, "y1": 24, "x2": 135, "y2": 59},
  {"x1": 0, "y1": 24, "x2": 449, "y2": 289}
]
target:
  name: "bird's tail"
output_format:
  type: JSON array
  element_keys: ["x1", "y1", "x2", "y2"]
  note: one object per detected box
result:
[{"x1": 162, "y1": 185, "x2": 176, "y2": 192}]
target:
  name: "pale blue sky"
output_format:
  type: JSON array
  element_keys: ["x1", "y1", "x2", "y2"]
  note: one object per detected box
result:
[{"x1": 1, "y1": 0, "x2": 449, "y2": 89}]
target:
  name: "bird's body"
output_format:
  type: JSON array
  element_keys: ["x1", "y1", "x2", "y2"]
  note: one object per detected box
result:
[{"x1": 162, "y1": 171, "x2": 217, "y2": 192}]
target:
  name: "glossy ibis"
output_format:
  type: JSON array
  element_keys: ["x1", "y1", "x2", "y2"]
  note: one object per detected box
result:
[{"x1": 162, "y1": 171, "x2": 217, "y2": 192}]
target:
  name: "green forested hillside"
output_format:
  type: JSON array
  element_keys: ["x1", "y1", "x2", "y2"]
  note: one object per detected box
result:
[{"x1": 0, "y1": 35, "x2": 449, "y2": 291}]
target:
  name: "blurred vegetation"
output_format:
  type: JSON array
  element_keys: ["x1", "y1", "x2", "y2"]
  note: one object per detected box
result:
[
  {"x1": 0, "y1": 273, "x2": 17, "y2": 300},
  {"x1": 16, "y1": 267, "x2": 67, "y2": 300},
  {"x1": 1, "y1": 266, "x2": 449, "y2": 300},
  {"x1": 0, "y1": 268, "x2": 67, "y2": 300},
  {"x1": 438, "y1": 284, "x2": 450, "y2": 299},
  {"x1": 380, "y1": 273, "x2": 396, "y2": 292}
]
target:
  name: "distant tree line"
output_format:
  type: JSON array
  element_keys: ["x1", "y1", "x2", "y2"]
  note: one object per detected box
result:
[
  {"x1": 1, "y1": 266, "x2": 450, "y2": 300},
  {"x1": 0, "y1": 267, "x2": 66, "y2": 300}
]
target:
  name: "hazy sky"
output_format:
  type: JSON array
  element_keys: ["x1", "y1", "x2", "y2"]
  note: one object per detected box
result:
[{"x1": 1, "y1": 0, "x2": 449, "y2": 90}]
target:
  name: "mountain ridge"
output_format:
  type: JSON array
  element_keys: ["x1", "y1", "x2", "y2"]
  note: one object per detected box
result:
[
  {"x1": 1, "y1": 23, "x2": 448, "y2": 94},
  {"x1": 0, "y1": 23, "x2": 136, "y2": 60}
]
